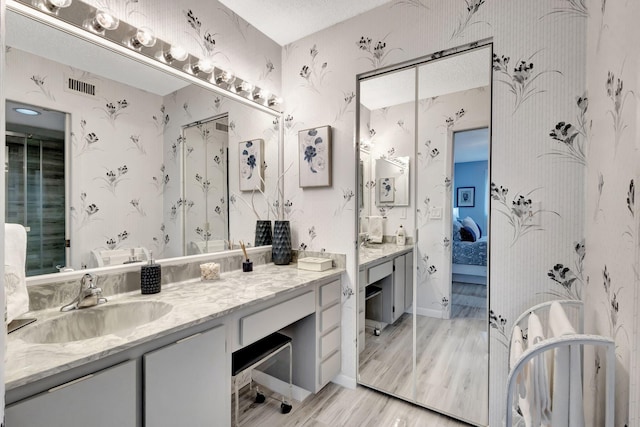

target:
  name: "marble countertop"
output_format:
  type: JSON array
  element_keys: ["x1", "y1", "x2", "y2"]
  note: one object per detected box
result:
[
  {"x1": 6, "y1": 263, "x2": 343, "y2": 391},
  {"x1": 359, "y1": 243, "x2": 413, "y2": 268}
]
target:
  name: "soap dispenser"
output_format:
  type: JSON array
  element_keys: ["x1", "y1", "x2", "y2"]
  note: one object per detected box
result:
[
  {"x1": 396, "y1": 225, "x2": 406, "y2": 246},
  {"x1": 141, "y1": 251, "x2": 161, "y2": 294}
]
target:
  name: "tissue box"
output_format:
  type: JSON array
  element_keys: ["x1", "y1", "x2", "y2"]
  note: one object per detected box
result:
[
  {"x1": 297, "y1": 257, "x2": 333, "y2": 272},
  {"x1": 200, "y1": 262, "x2": 220, "y2": 281}
]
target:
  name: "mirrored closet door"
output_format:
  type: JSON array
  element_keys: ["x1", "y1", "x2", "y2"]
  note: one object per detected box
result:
[{"x1": 356, "y1": 44, "x2": 492, "y2": 426}]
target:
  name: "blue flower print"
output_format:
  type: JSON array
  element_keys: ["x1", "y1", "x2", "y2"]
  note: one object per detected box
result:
[
  {"x1": 304, "y1": 146, "x2": 317, "y2": 172},
  {"x1": 300, "y1": 128, "x2": 327, "y2": 175}
]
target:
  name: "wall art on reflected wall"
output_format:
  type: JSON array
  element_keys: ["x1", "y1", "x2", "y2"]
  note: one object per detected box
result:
[
  {"x1": 299, "y1": 125, "x2": 332, "y2": 188},
  {"x1": 379, "y1": 177, "x2": 395, "y2": 202},
  {"x1": 456, "y1": 186, "x2": 475, "y2": 207},
  {"x1": 239, "y1": 139, "x2": 264, "y2": 191}
]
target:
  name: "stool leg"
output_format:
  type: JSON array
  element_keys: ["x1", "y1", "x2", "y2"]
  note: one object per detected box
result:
[{"x1": 280, "y1": 343, "x2": 293, "y2": 414}]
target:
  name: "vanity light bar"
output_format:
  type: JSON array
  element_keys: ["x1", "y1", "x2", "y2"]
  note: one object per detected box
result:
[{"x1": 16, "y1": 0, "x2": 282, "y2": 112}]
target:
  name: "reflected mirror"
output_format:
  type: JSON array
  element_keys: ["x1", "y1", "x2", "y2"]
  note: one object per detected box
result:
[
  {"x1": 357, "y1": 45, "x2": 492, "y2": 426},
  {"x1": 5, "y1": 6, "x2": 281, "y2": 275},
  {"x1": 374, "y1": 156, "x2": 409, "y2": 207}
]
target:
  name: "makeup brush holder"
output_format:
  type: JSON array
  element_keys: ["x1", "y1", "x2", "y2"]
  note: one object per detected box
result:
[{"x1": 242, "y1": 260, "x2": 253, "y2": 272}]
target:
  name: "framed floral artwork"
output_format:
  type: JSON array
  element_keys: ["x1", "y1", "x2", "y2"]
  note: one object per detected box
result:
[
  {"x1": 239, "y1": 139, "x2": 263, "y2": 192},
  {"x1": 378, "y1": 177, "x2": 394, "y2": 203},
  {"x1": 299, "y1": 125, "x2": 332, "y2": 188},
  {"x1": 456, "y1": 186, "x2": 475, "y2": 207}
]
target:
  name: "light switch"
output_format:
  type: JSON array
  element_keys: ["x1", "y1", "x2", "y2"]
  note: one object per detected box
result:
[{"x1": 429, "y1": 207, "x2": 442, "y2": 220}]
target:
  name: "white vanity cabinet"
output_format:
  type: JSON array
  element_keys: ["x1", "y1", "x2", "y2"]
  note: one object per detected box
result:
[
  {"x1": 6, "y1": 359, "x2": 139, "y2": 427},
  {"x1": 317, "y1": 279, "x2": 341, "y2": 389},
  {"x1": 144, "y1": 325, "x2": 228, "y2": 427},
  {"x1": 359, "y1": 248, "x2": 413, "y2": 353}
]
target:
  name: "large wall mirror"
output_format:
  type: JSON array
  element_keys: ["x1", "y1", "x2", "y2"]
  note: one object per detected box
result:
[
  {"x1": 356, "y1": 44, "x2": 492, "y2": 426},
  {"x1": 4, "y1": 4, "x2": 282, "y2": 276}
]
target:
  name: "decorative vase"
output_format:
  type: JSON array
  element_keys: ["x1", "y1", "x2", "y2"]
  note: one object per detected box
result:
[
  {"x1": 272, "y1": 220, "x2": 292, "y2": 265},
  {"x1": 254, "y1": 220, "x2": 273, "y2": 247}
]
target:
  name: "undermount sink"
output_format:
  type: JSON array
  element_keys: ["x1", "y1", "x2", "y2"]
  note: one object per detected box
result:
[{"x1": 18, "y1": 301, "x2": 173, "y2": 344}]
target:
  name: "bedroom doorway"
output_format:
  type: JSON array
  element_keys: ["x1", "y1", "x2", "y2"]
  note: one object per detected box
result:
[{"x1": 451, "y1": 127, "x2": 489, "y2": 319}]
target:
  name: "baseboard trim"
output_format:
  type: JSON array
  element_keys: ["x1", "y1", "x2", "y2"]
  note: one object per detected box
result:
[
  {"x1": 332, "y1": 373, "x2": 357, "y2": 389},
  {"x1": 415, "y1": 307, "x2": 445, "y2": 319}
]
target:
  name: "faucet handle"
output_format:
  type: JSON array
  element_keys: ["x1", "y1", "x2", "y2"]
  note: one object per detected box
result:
[{"x1": 80, "y1": 273, "x2": 96, "y2": 289}]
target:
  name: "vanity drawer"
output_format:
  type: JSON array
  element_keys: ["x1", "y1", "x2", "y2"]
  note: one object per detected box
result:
[
  {"x1": 320, "y1": 303, "x2": 341, "y2": 333},
  {"x1": 320, "y1": 280, "x2": 340, "y2": 307},
  {"x1": 368, "y1": 261, "x2": 393, "y2": 284},
  {"x1": 319, "y1": 350, "x2": 341, "y2": 386},
  {"x1": 320, "y1": 327, "x2": 341, "y2": 360},
  {"x1": 240, "y1": 291, "x2": 315, "y2": 345}
]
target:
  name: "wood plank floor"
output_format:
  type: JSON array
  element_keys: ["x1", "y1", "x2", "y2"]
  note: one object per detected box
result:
[
  {"x1": 233, "y1": 382, "x2": 470, "y2": 426},
  {"x1": 359, "y1": 282, "x2": 488, "y2": 426}
]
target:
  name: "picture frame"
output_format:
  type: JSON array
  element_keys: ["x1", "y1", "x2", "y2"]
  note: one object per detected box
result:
[
  {"x1": 456, "y1": 186, "x2": 475, "y2": 207},
  {"x1": 298, "y1": 125, "x2": 332, "y2": 188},
  {"x1": 378, "y1": 177, "x2": 395, "y2": 203},
  {"x1": 239, "y1": 139, "x2": 264, "y2": 192}
]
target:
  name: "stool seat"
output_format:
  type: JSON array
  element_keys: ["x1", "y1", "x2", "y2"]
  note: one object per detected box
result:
[{"x1": 232, "y1": 332, "x2": 292, "y2": 376}]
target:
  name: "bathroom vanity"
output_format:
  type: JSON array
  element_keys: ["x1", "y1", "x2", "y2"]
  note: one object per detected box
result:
[
  {"x1": 358, "y1": 244, "x2": 413, "y2": 353},
  {"x1": 5, "y1": 263, "x2": 343, "y2": 427}
]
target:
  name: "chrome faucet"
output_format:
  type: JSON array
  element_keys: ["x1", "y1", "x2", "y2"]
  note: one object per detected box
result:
[{"x1": 60, "y1": 273, "x2": 108, "y2": 312}]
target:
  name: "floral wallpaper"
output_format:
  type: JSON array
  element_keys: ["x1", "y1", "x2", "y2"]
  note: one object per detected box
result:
[
  {"x1": 6, "y1": 48, "x2": 165, "y2": 269},
  {"x1": 161, "y1": 83, "x2": 280, "y2": 258},
  {"x1": 280, "y1": 0, "x2": 593, "y2": 425},
  {"x1": 583, "y1": 0, "x2": 640, "y2": 426}
]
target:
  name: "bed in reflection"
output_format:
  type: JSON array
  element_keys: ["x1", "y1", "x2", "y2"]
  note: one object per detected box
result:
[{"x1": 452, "y1": 216, "x2": 487, "y2": 285}]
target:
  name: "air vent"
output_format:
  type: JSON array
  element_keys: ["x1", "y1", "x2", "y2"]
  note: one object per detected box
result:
[
  {"x1": 215, "y1": 122, "x2": 229, "y2": 132},
  {"x1": 63, "y1": 75, "x2": 98, "y2": 98}
]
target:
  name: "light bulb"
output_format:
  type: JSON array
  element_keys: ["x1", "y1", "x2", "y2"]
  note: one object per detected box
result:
[
  {"x1": 235, "y1": 81, "x2": 253, "y2": 93},
  {"x1": 268, "y1": 96, "x2": 283, "y2": 107},
  {"x1": 160, "y1": 45, "x2": 188, "y2": 63},
  {"x1": 253, "y1": 88, "x2": 268, "y2": 101},
  {"x1": 85, "y1": 10, "x2": 119, "y2": 34},
  {"x1": 214, "y1": 70, "x2": 234, "y2": 85},
  {"x1": 36, "y1": 0, "x2": 72, "y2": 14},
  {"x1": 128, "y1": 27, "x2": 156, "y2": 50},
  {"x1": 186, "y1": 58, "x2": 214, "y2": 75}
]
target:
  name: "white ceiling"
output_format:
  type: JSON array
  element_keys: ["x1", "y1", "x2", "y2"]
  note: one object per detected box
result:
[
  {"x1": 6, "y1": 100, "x2": 66, "y2": 132},
  {"x1": 218, "y1": 0, "x2": 395, "y2": 46},
  {"x1": 360, "y1": 47, "x2": 492, "y2": 110}
]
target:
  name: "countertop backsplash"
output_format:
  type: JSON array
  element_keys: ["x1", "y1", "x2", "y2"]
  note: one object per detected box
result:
[{"x1": 26, "y1": 247, "x2": 346, "y2": 311}]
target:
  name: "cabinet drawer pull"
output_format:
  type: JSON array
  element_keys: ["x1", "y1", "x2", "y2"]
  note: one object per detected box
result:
[
  {"x1": 176, "y1": 333, "x2": 202, "y2": 344},
  {"x1": 48, "y1": 374, "x2": 94, "y2": 392}
]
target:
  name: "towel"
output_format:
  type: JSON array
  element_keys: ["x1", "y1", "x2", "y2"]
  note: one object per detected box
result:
[
  {"x1": 368, "y1": 216, "x2": 383, "y2": 243},
  {"x1": 510, "y1": 325, "x2": 532, "y2": 426},
  {"x1": 549, "y1": 302, "x2": 584, "y2": 427},
  {"x1": 528, "y1": 313, "x2": 552, "y2": 426},
  {"x1": 5, "y1": 224, "x2": 29, "y2": 323}
]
